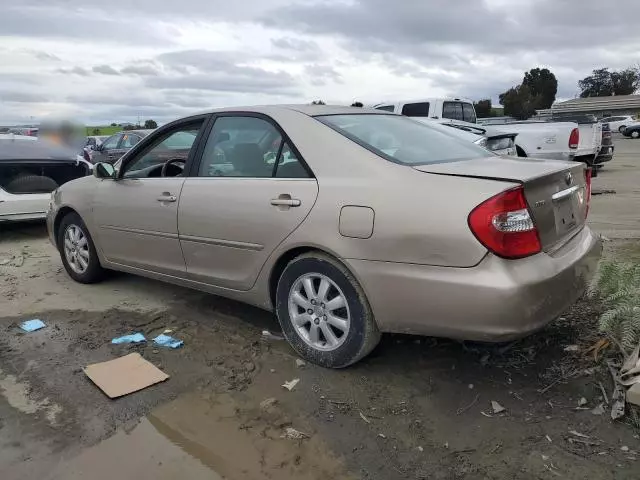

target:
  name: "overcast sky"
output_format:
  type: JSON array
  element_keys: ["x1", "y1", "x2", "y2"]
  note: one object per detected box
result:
[{"x1": 2, "y1": 0, "x2": 639, "y2": 125}]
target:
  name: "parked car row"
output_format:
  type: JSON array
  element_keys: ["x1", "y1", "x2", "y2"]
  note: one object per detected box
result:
[{"x1": 46, "y1": 105, "x2": 602, "y2": 367}]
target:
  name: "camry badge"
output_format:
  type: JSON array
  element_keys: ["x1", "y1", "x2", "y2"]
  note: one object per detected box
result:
[{"x1": 565, "y1": 172, "x2": 572, "y2": 186}]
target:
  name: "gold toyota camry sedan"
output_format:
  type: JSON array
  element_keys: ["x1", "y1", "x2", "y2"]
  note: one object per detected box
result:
[{"x1": 47, "y1": 105, "x2": 602, "y2": 367}]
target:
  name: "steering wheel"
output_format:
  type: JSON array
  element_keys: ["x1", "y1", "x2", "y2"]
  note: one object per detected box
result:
[{"x1": 161, "y1": 158, "x2": 185, "y2": 177}]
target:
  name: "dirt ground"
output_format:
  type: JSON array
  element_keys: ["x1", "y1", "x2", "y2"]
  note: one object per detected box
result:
[{"x1": 1, "y1": 135, "x2": 640, "y2": 480}]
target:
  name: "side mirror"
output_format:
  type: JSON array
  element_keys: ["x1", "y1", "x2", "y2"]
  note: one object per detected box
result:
[{"x1": 94, "y1": 162, "x2": 116, "y2": 179}]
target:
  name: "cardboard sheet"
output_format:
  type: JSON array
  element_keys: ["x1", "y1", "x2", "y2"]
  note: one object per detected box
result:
[{"x1": 84, "y1": 353, "x2": 169, "y2": 398}]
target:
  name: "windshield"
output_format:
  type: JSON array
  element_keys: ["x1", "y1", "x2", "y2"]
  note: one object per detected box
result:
[{"x1": 316, "y1": 114, "x2": 491, "y2": 165}]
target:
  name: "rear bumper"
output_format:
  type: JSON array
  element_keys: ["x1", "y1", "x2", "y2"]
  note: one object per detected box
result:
[
  {"x1": 346, "y1": 227, "x2": 602, "y2": 341},
  {"x1": 0, "y1": 188, "x2": 49, "y2": 222},
  {"x1": 596, "y1": 145, "x2": 614, "y2": 164},
  {"x1": 528, "y1": 151, "x2": 574, "y2": 162}
]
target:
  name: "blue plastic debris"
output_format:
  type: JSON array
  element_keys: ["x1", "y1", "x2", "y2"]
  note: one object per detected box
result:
[
  {"x1": 153, "y1": 334, "x2": 183, "y2": 349},
  {"x1": 20, "y1": 319, "x2": 46, "y2": 332},
  {"x1": 111, "y1": 333, "x2": 146, "y2": 344}
]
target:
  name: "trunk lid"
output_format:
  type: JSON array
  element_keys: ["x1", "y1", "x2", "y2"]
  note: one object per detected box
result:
[{"x1": 413, "y1": 156, "x2": 588, "y2": 251}]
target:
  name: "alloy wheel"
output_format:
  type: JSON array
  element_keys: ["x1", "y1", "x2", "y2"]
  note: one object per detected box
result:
[
  {"x1": 287, "y1": 273, "x2": 351, "y2": 351},
  {"x1": 63, "y1": 224, "x2": 90, "y2": 274}
]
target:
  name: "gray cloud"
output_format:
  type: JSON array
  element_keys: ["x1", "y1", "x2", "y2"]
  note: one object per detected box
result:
[
  {"x1": 56, "y1": 66, "x2": 91, "y2": 76},
  {"x1": 121, "y1": 64, "x2": 160, "y2": 76},
  {"x1": 304, "y1": 64, "x2": 343, "y2": 87},
  {"x1": 0, "y1": 90, "x2": 49, "y2": 103},
  {"x1": 92, "y1": 65, "x2": 120, "y2": 75}
]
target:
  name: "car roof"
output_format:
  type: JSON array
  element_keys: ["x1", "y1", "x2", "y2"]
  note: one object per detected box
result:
[
  {"x1": 0, "y1": 138, "x2": 78, "y2": 161},
  {"x1": 195, "y1": 104, "x2": 393, "y2": 118},
  {"x1": 119, "y1": 129, "x2": 153, "y2": 136}
]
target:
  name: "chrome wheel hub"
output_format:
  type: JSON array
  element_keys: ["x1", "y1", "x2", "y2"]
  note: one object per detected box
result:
[
  {"x1": 63, "y1": 224, "x2": 90, "y2": 274},
  {"x1": 288, "y1": 273, "x2": 350, "y2": 352}
]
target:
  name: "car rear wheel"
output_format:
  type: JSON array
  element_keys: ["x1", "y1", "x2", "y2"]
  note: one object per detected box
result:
[
  {"x1": 631, "y1": 131, "x2": 640, "y2": 139},
  {"x1": 5, "y1": 174, "x2": 58, "y2": 194},
  {"x1": 619, "y1": 126, "x2": 626, "y2": 133},
  {"x1": 275, "y1": 252, "x2": 381, "y2": 368},
  {"x1": 57, "y1": 212, "x2": 105, "y2": 284}
]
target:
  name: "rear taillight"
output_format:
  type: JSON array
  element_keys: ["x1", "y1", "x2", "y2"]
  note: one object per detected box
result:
[
  {"x1": 468, "y1": 187, "x2": 541, "y2": 259},
  {"x1": 585, "y1": 168, "x2": 592, "y2": 218},
  {"x1": 83, "y1": 149, "x2": 91, "y2": 162},
  {"x1": 569, "y1": 128, "x2": 579, "y2": 149}
]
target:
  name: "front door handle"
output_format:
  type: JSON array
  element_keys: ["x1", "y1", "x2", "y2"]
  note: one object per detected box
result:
[
  {"x1": 270, "y1": 196, "x2": 301, "y2": 207},
  {"x1": 157, "y1": 194, "x2": 177, "y2": 203}
]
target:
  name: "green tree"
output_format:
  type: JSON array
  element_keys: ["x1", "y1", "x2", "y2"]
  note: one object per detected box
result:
[
  {"x1": 311, "y1": 100, "x2": 326, "y2": 105},
  {"x1": 122, "y1": 125, "x2": 136, "y2": 131},
  {"x1": 144, "y1": 119, "x2": 158, "y2": 129},
  {"x1": 611, "y1": 68, "x2": 640, "y2": 96},
  {"x1": 110, "y1": 122, "x2": 117, "y2": 127},
  {"x1": 351, "y1": 101, "x2": 363, "y2": 107},
  {"x1": 92, "y1": 128, "x2": 101, "y2": 135},
  {"x1": 499, "y1": 84, "x2": 539, "y2": 120},
  {"x1": 522, "y1": 67, "x2": 557, "y2": 109},
  {"x1": 473, "y1": 99, "x2": 492, "y2": 118},
  {"x1": 579, "y1": 68, "x2": 614, "y2": 97}
]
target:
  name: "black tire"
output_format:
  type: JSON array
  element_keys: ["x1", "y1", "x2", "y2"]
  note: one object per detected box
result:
[
  {"x1": 619, "y1": 126, "x2": 626, "y2": 133},
  {"x1": 631, "y1": 131, "x2": 640, "y2": 139},
  {"x1": 57, "y1": 212, "x2": 105, "y2": 284},
  {"x1": 5, "y1": 174, "x2": 58, "y2": 194},
  {"x1": 275, "y1": 252, "x2": 381, "y2": 368}
]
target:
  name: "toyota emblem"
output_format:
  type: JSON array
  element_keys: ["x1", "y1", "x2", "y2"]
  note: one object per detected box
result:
[{"x1": 564, "y1": 172, "x2": 572, "y2": 186}]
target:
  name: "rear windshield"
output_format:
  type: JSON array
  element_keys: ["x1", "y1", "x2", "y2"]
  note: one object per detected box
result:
[{"x1": 316, "y1": 114, "x2": 490, "y2": 165}]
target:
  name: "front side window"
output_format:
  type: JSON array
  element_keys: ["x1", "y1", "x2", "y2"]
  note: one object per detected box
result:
[
  {"x1": 122, "y1": 122, "x2": 203, "y2": 178},
  {"x1": 374, "y1": 105, "x2": 395, "y2": 112},
  {"x1": 401, "y1": 102, "x2": 430, "y2": 117},
  {"x1": 462, "y1": 103, "x2": 477, "y2": 123},
  {"x1": 120, "y1": 134, "x2": 141, "y2": 149},
  {"x1": 317, "y1": 114, "x2": 490, "y2": 165},
  {"x1": 102, "y1": 134, "x2": 121, "y2": 149}
]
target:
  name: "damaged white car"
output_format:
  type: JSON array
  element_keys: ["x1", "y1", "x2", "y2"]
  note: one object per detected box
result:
[{"x1": 0, "y1": 134, "x2": 92, "y2": 222}]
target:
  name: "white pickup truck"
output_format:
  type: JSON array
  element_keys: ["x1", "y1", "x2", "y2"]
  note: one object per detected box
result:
[{"x1": 373, "y1": 98, "x2": 596, "y2": 165}]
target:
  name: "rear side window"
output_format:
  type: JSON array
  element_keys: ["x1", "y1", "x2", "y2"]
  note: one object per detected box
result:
[
  {"x1": 317, "y1": 114, "x2": 490, "y2": 166},
  {"x1": 401, "y1": 102, "x2": 430, "y2": 117},
  {"x1": 462, "y1": 103, "x2": 477, "y2": 123},
  {"x1": 374, "y1": 105, "x2": 395, "y2": 112},
  {"x1": 442, "y1": 102, "x2": 463, "y2": 121}
]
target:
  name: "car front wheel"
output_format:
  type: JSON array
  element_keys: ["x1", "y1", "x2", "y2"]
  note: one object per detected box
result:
[
  {"x1": 276, "y1": 252, "x2": 381, "y2": 368},
  {"x1": 619, "y1": 126, "x2": 626, "y2": 133},
  {"x1": 57, "y1": 212, "x2": 105, "y2": 284},
  {"x1": 631, "y1": 131, "x2": 640, "y2": 139}
]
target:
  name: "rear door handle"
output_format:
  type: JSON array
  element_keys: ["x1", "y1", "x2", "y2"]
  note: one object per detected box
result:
[
  {"x1": 157, "y1": 194, "x2": 177, "y2": 203},
  {"x1": 270, "y1": 198, "x2": 301, "y2": 207}
]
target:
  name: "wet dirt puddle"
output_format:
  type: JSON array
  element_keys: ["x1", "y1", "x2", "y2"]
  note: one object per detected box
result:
[{"x1": 49, "y1": 391, "x2": 354, "y2": 480}]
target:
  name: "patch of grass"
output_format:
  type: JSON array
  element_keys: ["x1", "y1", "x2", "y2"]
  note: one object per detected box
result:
[
  {"x1": 85, "y1": 126, "x2": 122, "y2": 136},
  {"x1": 589, "y1": 261, "x2": 640, "y2": 354}
]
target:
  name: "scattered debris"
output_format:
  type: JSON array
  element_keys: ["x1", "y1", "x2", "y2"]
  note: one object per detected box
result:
[
  {"x1": 598, "y1": 382, "x2": 609, "y2": 405},
  {"x1": 564, "y1": 345, "x2": 580, "y2": 352},
  {"x1": 0, "y1": 256, "x2": 12, "y2": 265},
  {"x1": 569, "y1": 430, "x2": 590, "y2": 439},
  {"x1": 269, "y1": 369, "x2": 276, "y2": 373},
  {"x1": 12, "y1": 255, "x2": 25, "y2": 267},
  {"x1": 111, "y1": 333, "x2": 146, "y2": 344},
  {"x1": 546, "y1": 435, "x2": 553, "y2": 443},
  {"x1": 281, "y1": 427, "x2": 309, "y2": 440},
  {"x1": 417, "y1": 446, "x2": 424, "y2": 452},
  {"x1": 378, "y1": 433, "x2": 386, "y2": 439},
  {"x1": 620, "y1": 344, "x2": 640, "y2": 387},
  {"x1": 243, "y1": 361, "x2": 255, "y2": 372},
  {"x1": 359, "y1": 411, "x2": 371, "y2": 424},
  {"x1": 163, "y1": 329, "x2": 173, "y2": 334},
  {"x1": 153, "y1": 334, "x2": 183, "y2": 349},
  {"x1": 491, "y1": 401, "x2": 506, "y2": 414},
  {"x1": 627, "y1": 384, "x2": 640, "y2": 407},
  {"x1": 587, "y1": 338, "x2": 610, "y2": 362},
  {"x1": 83, "y1": 353, "x2": 169, "y2": 398},
  {"x1": 282, "y1": 378, "x2": 300, "y2": 391},
  {"x1": 611, "y1": 385, "x2": 626, "y2": 420},
  {"x1": 621, "y1": 446, "x2": 630, "y2": 452},
  {"x1": 262, "y1": 330, "x2": 284, "y2": 341},
  {"x1": 468, "y1": 384, "x2": 474, "y2": 389},
  {"x1": 456, "y1": 394, "x2": 479, "y2": 415},
  {"x1": 578, "y1": 397, "x2": 588, "y2": 407},
  {"x1": 295, "y1": 359, "x2": 306, "y2": 368},
  {"x1": 259, "y1": 397, "x2": 278, "y2": 410},
  {"x1": 19, "y1": 319, "x2": 46, "y2": 332},
  {"x1": 591, "y1": 404, "x2": 606, "y2": 416}
]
